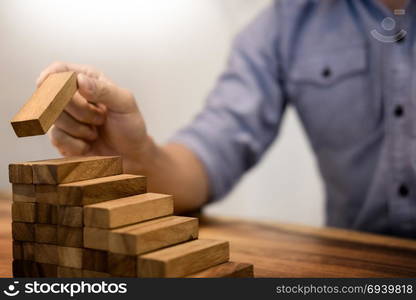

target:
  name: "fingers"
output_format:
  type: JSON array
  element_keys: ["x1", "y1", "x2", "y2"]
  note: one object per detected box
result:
[
  {"x1": 77, "y1": 73, "x2": 138, "y2": 114},
  {"x1": 65, "y1": 92, "x2": 106, "y2": 126},
  {"x1": 36, "y1": 61, "x2": 101, "y2": 87},
  {"x1": 49, "y1": 126, "x2": 91, "y2": 156},
  {"x1": 54, "y1": 111, "x2": 98, "y2": 141}
]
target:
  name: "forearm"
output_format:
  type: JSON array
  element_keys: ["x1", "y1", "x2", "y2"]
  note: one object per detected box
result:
[{"x1": 126, "y1": 136, "x2": 210, "y2": 213}]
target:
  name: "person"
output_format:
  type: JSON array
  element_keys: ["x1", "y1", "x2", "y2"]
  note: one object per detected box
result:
[{"x1": 37, "y1": 0, "x2": 414, "y2": 237}]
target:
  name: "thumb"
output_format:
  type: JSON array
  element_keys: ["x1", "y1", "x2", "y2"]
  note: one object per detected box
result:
[{"x1": 77, "y1": 73, "x2": 138, "y2": 114}]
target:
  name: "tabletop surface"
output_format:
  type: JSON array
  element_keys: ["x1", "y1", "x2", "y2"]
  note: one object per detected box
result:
[{"x1": 1, "y1": 191, "x2": 416, "y2": 278}]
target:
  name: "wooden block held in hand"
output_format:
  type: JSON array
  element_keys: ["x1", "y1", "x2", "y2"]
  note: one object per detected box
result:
[
  {"x1": 138, "y1": 239, "x2": 229, "y2": 278},
  {"x1": 57, "y1": 266, "x2": 83, "y2": 278},
  {"x1": 84, "y1": 193, "x2": 173, "y2": 229},
  {"x1": 12, "y1": 202, "x2": 36, "y2": 223},
  {"x1": 84, "y1": 227, "x2": 109, "y2": 251},
  {"x1": 58, "y1": 246, "x2": 83, "y2": 269},
  {"x1": 109, "y1": 216, "x2": 198, "y2": 255},
  {"x1": 186, "y1": 262, "x2": 254, "y2": 278},
  {"x1": 11, "y1": 71, "x2": 77, "y2": 137},
  {"x1": 34, "y1": 243, "x2": 58, "y2": 265},
  {"x1": 108, "y1": 253, "x2": 136, "y2": 277},
  {"x1": 12, "y1": 184, "x2": 36, "y2": 202},
  {"x1": 59, "y1": 174, "x2": 146, "y2": 206},
  {"x1": 12, "y1": 222, "x2": 35, "y2": 242},
  {"x1": 58, "y1": 206, "x2": 83, "y2": 227},
  {"x1": 57, "y1": 226, "x2": 83, "y2": 247},
  {"x1": 35, "y1": 224, "x2": 57, "y2": 244},
  {"x1": 32, "y1": 156, "x2": 122, "y2": 184},
  {"x1": 36, "y1": 203, "x2": 58, "y2": 224}
]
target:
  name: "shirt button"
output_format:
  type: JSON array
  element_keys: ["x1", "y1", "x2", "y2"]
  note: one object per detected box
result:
[
  {"x1": 394, "y1": 105, "x2": 404, "y2": 117},
  {"x1": 322, "y1": 67, "x2": 331, "y2": 78},
  {"x1": 398, "y1": 184, "x2": 409, "y2": 197}
]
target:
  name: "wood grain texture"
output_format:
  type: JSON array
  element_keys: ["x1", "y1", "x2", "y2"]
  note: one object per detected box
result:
[
  {"x1": 9, "y1": 164, "x2": 33, "y2": 184},
  {"x1": 35, "y1": 185, "x2": 58, "y2": 204},
  {"x1": 12, "y1": 222, "x2": 35, "y2": 242},
  {"x1": 57, "y1": 226, "x2": 83, "y2": 247},
  {"x1": 12, "y1": 184, "x2": 35, "y2": 202},
  {"x1": 84, "y1": 193, "x2": 173, "y2": 229},
  {"x1": 58, "y1": 246, "x2": 83, "y2": 269},
  {"x1": 4, "y1": 194, "x2": 416, "y2": 278},
  {"x1": 186, "y1": 261, "x2": 254, "y2": 278},
  {"x1": 83, "y1": 227, "x2": 109, "y2": 251},
  {"x1": 57, "y1": 266, "x2": 83, "y2": 278},
  {"x1": 35, "y1": 224, "x2": 57, "y2": 244},
  {"x1": 83, "y1": 270, "x2": 110, "y2": 278},
  {"x1": 34, "y1": 243, "x2": 58, "y2": 265},
  {"x1": 13, "y1": 242, "x2": 35, "y2": 261},
  {"x1": 12, "y1": 202, "x2": 36, "y2": 223},
  {"x1": 138, "y1": 239, "x2": 229, "y2": 278},
  {"x1": 109, "y1": 216, "x2": 199, "y2": 255},
  {"x1": 11, "y1": 71, "x2": 77, "y2": 137},
  {"x1": 36, "y1": 203, "x2": 58, "y2": 224},
  {"x1": 13, "y1": 260, "x2": 57, "y2": 277},
  {"x1": 108, "y1": 253, "x2": 136, "y2": 277},
  {"x1": 58, "y1": 174, "x2": 147, "y2": 206},
  {"x1": 12, "y1": 241, "x2": 23, "y2": 260},
  {"x1": 58, "y1": 206, "x2": 83, "y2": 227},
  {"x1": 82, "y1": 248, "x2": 108, "y2": 272},
  {"x1": 32, "y1": 156, "x2": 122, "y2": 184}
]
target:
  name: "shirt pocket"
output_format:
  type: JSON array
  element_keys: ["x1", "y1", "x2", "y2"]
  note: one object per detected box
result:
[{"x1": 288, "y1": 46, "x2": 381, "y2": 151}]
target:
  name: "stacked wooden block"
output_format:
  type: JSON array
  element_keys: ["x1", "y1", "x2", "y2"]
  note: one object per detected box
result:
[{"x1": 10, "y1": 156, "x2": 253, "y2": 278}]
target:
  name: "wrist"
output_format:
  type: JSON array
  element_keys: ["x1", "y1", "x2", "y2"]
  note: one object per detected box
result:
[{"x1": 123, "y1": 135, "x2": 160, "y2": 175}]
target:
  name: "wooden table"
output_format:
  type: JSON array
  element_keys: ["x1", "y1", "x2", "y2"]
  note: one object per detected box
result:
[{"x1": 1, "y1": 192, "x2": 416, "y2": 278}]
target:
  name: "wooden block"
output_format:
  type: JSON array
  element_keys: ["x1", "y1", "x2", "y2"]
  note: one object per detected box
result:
[
  {"x1": 57, "y1": 266, "x2": 83, "y2": 278},
  {"x1": 10, "y1": 156, "x2": 122, "y2": 184},
  {"x1": 84, "y1": 227, "x2": 109, "y2": 251},
  {"x1": 33, "y1": 156, "x2": 123, "y2": 184},
  {"x1": 36, "y1": 185, "x2": 58, "y2": 204},
  {"x1": 82, "y1": 248, "x2": 108, "y2": 272},
  {"x1": 108, "y1": 253, "x2": 136, "y2": 277},
  {"x1": 83, "y1": 270, "x2": 110, "y2": 278},
  {"x1": 57, "y1": 226, "x2": 83, "y2": 247},
  {"x1": 12, "y1": 184, "x2": 36, "y2": 202},
  {"x1": 109, "y1": 216, "x2": 198, "y2": 255},
  {"x1": 35, "y1": 262, "x2": 58, "y2": 277},
  {"x1": 58, "y1": 174, "x2": 146, "y2": 206},
  {"x1": 11, "y1": 71, "x2": 77, "y2": 137},
  {"x1": 186, "y1": 262, "x2": 254, "y2": 278},
  {"x1": 12, "y1": 202, "x2": 36, "y2": 223},
  {"x1": 12, "y1": 222, "x2": 35, "y2": 242},
  {"x1": 13, "y1": 241, "x2": 23, "y2": 260},
  {"x1": 84, "y1": 193, "x2": 173, "y2": 229},
  {"x1": 138, "y1": 239, "x2": 229, "y2": 278},
  {"x1": 58, "y1": 246, "x2": 83, "y2": 269},
  {"x1": 35, "y1": 224, "x2": 57, "y2": 244},
  {"x1": 58, "y1": 206, "x2": 83, "y2": 227},
  {"x1": 13, "y1": 260, "x2": 34, "y2": 277},
  {"x1": 34, "y1": 243, "x2": 58, "y2": 265},
  {"x1": 22, "y1": 242, "x2": 35, "y2": 261},
  {"x1": 9, "y1": 163, "x2": 33, "y2": 184},
  {"x1": 36, "y1": 203, "x2": 58, "y2": 224}
]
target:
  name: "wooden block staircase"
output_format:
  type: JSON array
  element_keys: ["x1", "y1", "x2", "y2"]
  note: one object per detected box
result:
[{"x1": 9, "y1": 156, "x2": 253, "y2": 278}]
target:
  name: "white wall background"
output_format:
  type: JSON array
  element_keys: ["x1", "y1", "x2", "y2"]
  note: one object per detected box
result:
[{"x1": 0, "y1": 0, "x2": 324, "y2": 226}]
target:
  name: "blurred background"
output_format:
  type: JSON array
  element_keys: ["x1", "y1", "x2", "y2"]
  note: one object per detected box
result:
[{"x1": 0, "y1": 0, "x2": 324, "y2": 226}]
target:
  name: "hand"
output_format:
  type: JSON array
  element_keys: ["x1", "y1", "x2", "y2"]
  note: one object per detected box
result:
[{"x1": 37, "y1": 62, "x2": 151, "y2": 172}]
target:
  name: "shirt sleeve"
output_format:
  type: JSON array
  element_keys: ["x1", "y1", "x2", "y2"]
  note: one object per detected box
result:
[{"x1": 169, "y1": 2, "x2": 286, "y2": 201}]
